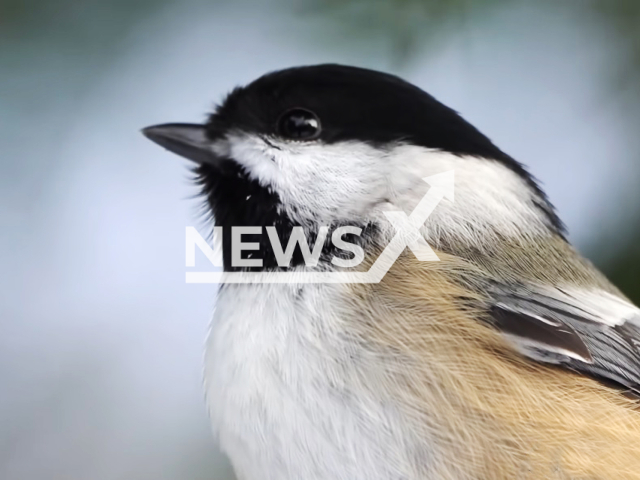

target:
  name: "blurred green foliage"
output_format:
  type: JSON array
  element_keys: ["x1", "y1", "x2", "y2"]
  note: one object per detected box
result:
[
  {"x1": 606, "y1": 226, "x2": 640, "y2": 304},
  {"x1": 594, "y1": 0, "x2": 640, "y2": 92},
  {"x1": 301, "y1": 0, "x2": 511, "y2": 62}
]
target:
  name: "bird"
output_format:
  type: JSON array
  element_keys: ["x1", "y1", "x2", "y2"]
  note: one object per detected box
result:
[{"x1": 142, "y1": 64, "x2": 640, "y2": 480}]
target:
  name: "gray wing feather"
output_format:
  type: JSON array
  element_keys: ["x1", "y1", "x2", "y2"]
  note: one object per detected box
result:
[{"x1": 486, "y1": 282, "x2": 640, "y2": 395}]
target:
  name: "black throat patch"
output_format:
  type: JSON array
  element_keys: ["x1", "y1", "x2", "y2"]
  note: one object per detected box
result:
[{"x1": 194, "y1": 162, "x2": 376, "y2": 272}]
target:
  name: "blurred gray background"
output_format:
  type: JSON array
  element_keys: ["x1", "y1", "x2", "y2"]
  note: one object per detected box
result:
[{"x1": 2, "y1": 1, "x2": 640, "y2": 479}]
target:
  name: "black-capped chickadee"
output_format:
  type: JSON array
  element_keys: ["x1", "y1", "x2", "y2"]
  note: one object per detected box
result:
[{"x1": 142, "y1": 65, "x2": 640, "y2": 480}]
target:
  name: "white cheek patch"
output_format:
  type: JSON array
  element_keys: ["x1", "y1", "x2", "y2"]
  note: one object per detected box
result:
[
  {"x1": 221, "y1": 133, "x2": 554, "y2": 246},
  {"x1": 222, "y1": 133, "x2": 282, "y2": 188},
  {"x1": 384, "y1": 147, "x2": 553, "y2": 246},
  {"x1": 224, "y1": 133, "x2": 390, "y2": 224},
  {"x1": 274, "y1": 143, "x2": 387, "y2": 221}
]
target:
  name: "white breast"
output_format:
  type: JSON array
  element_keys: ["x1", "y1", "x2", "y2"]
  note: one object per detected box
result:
[{"x1": 204, "y1": 282, "x2": 434, "y2": 480}]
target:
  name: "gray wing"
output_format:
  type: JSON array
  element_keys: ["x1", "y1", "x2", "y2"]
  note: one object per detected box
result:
[{"x1": 485, "y1": 282, "x2": 640, "y2": 396}]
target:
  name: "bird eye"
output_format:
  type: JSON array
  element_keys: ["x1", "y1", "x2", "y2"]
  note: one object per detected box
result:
[{"x1": 277, "y1": 108, "x2": 321, "y2": 140}]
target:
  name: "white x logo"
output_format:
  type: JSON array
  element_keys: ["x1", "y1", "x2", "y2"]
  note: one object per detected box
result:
[{"x1": 383, "y1": 170, "x2": 455, "y2": 262}]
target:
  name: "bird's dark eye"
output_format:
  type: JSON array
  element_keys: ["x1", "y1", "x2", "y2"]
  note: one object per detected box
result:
[{"x1": 277, "y1": 108, "x2": 321, "y2": 140}]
